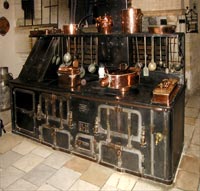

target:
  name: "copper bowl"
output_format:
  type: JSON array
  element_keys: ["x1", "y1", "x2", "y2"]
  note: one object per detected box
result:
[{"x1": 148, "y1": 25, "x2": 176, "y2": 34}]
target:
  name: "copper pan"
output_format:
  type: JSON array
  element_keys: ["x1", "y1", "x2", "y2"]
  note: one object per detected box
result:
[{"x1": 100, "y1": 67, "x2": 141, "y2": 91}]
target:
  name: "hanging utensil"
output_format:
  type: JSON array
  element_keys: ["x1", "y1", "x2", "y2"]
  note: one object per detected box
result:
[
  {"x1": 165, "y1": 37, "x2": 169, "y2": 74},
  {"x1": 135, "y1": 37, "x2": 143, "y2": 68},
  {"x1": 148, "y1": 36, "x2": 157, "y2": 71},
  {"x1": 63, "y1": 37, "x2": 72, "y2": 65},
  {"x1": 72, "y1": 37, "x2": 79, "y2": 67},
  {"x1": 56, "y1": 38, "x2": 61, "y2": 65},
  {"x1": 174, "y1": 37, "x2": 182, "y2": 71},
  {"x1": 143, "y1": 36, "x2": 149, "y2": 76},
  {"x1": 52, "y1": 38, "x2": 57, "y2": 64},
  {"x1": 88, "y1": 36, "x2": 96, "y2": 73},
  {"x1": 170, "y1": 37, "x2": 176, "y2": 73},
  {"x1": 163, "y1": 37, "x2": 167, "y2": 68},
  {"x1": 159, "y1": 37, "x2": 163, "y2": 67},
  {"x1": 80, "y1": 36, "x2": 85, "y2": 78},
  {"x1": 168, "y1": 37, "x2": 174, "y2": 73},
  {"x1": 58, "y1": 37, "x2": 66, "y2": 70},
  {"x1": 95, "y1": 37, "x2": 98, "y2": 66}
]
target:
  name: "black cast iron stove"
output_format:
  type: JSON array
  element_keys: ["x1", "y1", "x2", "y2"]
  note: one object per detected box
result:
[{"x1": 10, "y1": 32, "x2": 185, "y2": 184}]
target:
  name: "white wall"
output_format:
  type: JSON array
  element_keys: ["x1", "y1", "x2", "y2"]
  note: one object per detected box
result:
[
  {"x1": 0, "y1": 0, "x2": 22, "y2": 78},
  {"x1": 0, "y1": 0, "x2": 69, "y2": 78}
]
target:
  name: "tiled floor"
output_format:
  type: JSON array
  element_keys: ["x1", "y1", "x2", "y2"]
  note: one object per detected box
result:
[{"x1": 0, "y1": 89, "x2": 200, "y2": 191}]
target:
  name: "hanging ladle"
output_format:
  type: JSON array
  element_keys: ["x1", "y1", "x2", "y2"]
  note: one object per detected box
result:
[
  {"x1": 72, "y1": 37, "x2": 79, "y2": 67},
  {"x1": 159, "y1": 37, "x2": 163, "y2": 67},
  {"x1": 58, "y1": 37, "x2": 66, "y2": 69},
  {"x1": 88, "y1": 36, "x2": 96, "y2": 73},
  {"x1": 80, "y1": 36, "x2": 85, "y2": 78},
  {"x1": 135, "y1": 37, "x2": 143, "y2": 68},
  {"x1": 148, "y1": 36, "x2": 157, "y2": 71},
  {"x1": 143, "y1": 36, "x2": 149, "y2": 76},
  {"x1": 56, "y1": 38, "x2": 61, "y2": 65},
  {"x1": 63, "y1": 37, "x2": 72, "y2": 65}
]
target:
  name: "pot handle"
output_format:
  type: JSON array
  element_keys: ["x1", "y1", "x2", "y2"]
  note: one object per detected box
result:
[
  {"x1": 100, "y1": 76, "x2": 109, "y2": 87},
  {"x1": 136, "y1": 12, "x2": 143, "y2": 20}
]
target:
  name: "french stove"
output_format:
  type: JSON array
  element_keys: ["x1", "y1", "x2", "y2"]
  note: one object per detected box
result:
[
  {"x1": 9, "y1": 32, "x2": 185, "y2": 184},
  {"x1": 9, "y1": 2, "x2": 185, "y2": 184}
]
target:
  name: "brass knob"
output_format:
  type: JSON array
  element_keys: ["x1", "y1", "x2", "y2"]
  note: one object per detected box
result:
[{"x1": 155, "y1": 132, "x2": 163, "y2": 146}]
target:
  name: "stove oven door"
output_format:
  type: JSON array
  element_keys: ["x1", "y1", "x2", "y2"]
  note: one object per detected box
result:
[
  {"x1": 13, "y1": 88, "x2": 38, "y2": 138},
  {"x1": 38, "y1": 93, "x2": 72, "y2": 151},
  {"x1": 39, "y1": 124, "x2": 72, "y2": 151},
  {"x1": 96, "y1": 104, "x2": 145, "y2": 174}
]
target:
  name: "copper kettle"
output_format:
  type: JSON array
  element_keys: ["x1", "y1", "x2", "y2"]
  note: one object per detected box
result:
[{"x1": 96, "y1": 14, "x2": 113, "y2": 34}]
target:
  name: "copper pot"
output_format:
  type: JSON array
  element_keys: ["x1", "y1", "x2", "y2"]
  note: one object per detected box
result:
[
  {"x1": 58, "y1": 66, "x2": 80, "y2": 87},
  {"x1": 63, "y1": 24, "x2": 77, "y2": 34},
  {"x1": 121, "y1": 8, "x2": 143, "y2": 33},
  {"x1": 100, "y1": 67, "x2": 140, "y2": 91},
  {"x1": 96, "y1": 14, "x2": 113, "y2": 34}
]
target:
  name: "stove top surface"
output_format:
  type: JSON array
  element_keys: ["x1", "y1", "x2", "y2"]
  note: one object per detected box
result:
[{"x1": 10, "y1": 76, "x2": 184, "y2": 108}]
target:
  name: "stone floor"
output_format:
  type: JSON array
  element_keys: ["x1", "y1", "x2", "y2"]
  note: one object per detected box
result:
[{"x1": 0, "y1": 89, "x2": 199, "y2": 191}]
